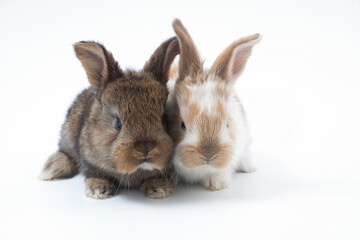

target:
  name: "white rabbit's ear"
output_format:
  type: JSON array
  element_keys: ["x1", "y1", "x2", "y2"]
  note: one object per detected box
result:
[
  {"x1": 211, "y1": 34, "x2": 261, "y2": 83},
  {"x1": 172, "y1": 19, "x2": 203, "y2": 81}
]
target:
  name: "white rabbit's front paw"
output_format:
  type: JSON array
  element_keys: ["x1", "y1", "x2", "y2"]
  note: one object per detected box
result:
[
  {"x1": 200, "y1": 175, "x2": 231, "y2": 191},
  {"x1": 236, "y1": 158, "x2": 256, "y2": 173}
]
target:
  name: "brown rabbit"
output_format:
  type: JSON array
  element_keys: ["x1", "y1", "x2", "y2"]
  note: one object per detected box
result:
[{"x1": 39, "y1": 37, "x2": 179, "y2": 199}]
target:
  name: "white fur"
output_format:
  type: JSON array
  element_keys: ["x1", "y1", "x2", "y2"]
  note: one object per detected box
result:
[
  {"x1": 138, "y1": 162, "x2": 156, "y2": 171},
  {"x1": 166, "y1": 30, "x2": 260, "y2": 190},
  {"x1": 167, "y1": 75, "x2": 254, "y2": 190}
]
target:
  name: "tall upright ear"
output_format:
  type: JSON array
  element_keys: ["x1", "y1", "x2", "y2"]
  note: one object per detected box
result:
[
  {"x1": 172, "y1": 19, "x2": 202, "y2": 81},
  {"x1": 210, "y1": 34, "x2": 261, "y2": 83},
  {"x1": 73, "y1": 41, "x2": 123, "y2": 92},
  {"x1": 143, "y1": 36, "x2": 180, "y2": 86}
]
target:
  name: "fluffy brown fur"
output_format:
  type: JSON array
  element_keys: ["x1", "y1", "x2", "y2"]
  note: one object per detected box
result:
[{"x1": 40, "y1": 37, "x2": 180, "y2": 199}]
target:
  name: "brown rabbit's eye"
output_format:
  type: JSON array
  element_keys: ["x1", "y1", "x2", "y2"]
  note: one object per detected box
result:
[
  {"x1": 115, "y1": 117, "x2": 122, "y2": 131},
  {"x1": 181, "y1": 121, "x2": 186, "y2": 130}
]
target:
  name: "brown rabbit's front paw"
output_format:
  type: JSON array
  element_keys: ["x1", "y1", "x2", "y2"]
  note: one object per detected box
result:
[
  {"x1": 140, "y1": 178, "x2": 173, "y2": 199},
  {"x1": 85, "y1": 178, "x2": 117, "y2": 199}
]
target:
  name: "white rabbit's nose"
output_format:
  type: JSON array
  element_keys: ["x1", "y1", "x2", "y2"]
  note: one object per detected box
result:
[
  {"x1": 200, "y1": 144, "x2": 218, "y2": 161},
  {"x1": 200, "y1": 154, "x2": 218, "y2": 164}
]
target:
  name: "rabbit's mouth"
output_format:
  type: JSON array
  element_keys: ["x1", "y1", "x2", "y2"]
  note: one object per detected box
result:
[
  {"x1": 138, "y1": 162, "x2": 158, "y2": 171},
  {"x1": 179, "y1": 144, "x2": 233, "y2": 169},
  {"x1": 200, "y1": 154, "x2": 218, "y2": 164},
  {"x1": 113, "y1": 138, "x2": 172, "y2": 174}
]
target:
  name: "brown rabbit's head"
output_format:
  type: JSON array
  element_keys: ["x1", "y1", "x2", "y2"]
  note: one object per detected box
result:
[{"x1": 74, "y1": 37, "x2": 179, "y2": 174}]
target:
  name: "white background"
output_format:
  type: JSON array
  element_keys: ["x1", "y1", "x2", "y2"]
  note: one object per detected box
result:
[{"x1": 0, "y1": 0, "x2": 359, "y2": 239}]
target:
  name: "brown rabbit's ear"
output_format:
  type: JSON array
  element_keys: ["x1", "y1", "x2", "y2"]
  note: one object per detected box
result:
[
  {"x1": 210, "y1": 34, "x2": 261, "y2": 83},
  {"x1": 143, "y1": 36, "x2": 180, "y2": 86},
  {"x1": 172, "y1": 19, "x2": 203, "y2": 81},
  {"x1": 73, "y1": 41, "x2": 122, "y2": 92}
]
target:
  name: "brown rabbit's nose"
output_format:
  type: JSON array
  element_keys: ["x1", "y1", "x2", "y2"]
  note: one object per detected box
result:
[
  {"x1": 135, "y1": 141, "x2": 156, "y2": 161},
  {"x1": 141, "y1": 152, "x2": 150, "y2": 162}
]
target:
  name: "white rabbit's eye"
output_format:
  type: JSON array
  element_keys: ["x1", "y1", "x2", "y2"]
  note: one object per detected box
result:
[
  {"x1": 227, "y1": 122, "x2": 229, "y2": 128},
  {"x1": 181, "y1": 121, "x2": 186, "y2": 130},
  {"x1": 115, "y1": 116, "x2": 122, "y2": 131}
]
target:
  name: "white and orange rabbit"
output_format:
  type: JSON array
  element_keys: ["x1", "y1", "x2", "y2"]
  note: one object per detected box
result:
[{"x1": 166, "y1": 19, "x2": 261, "y2": 190}]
